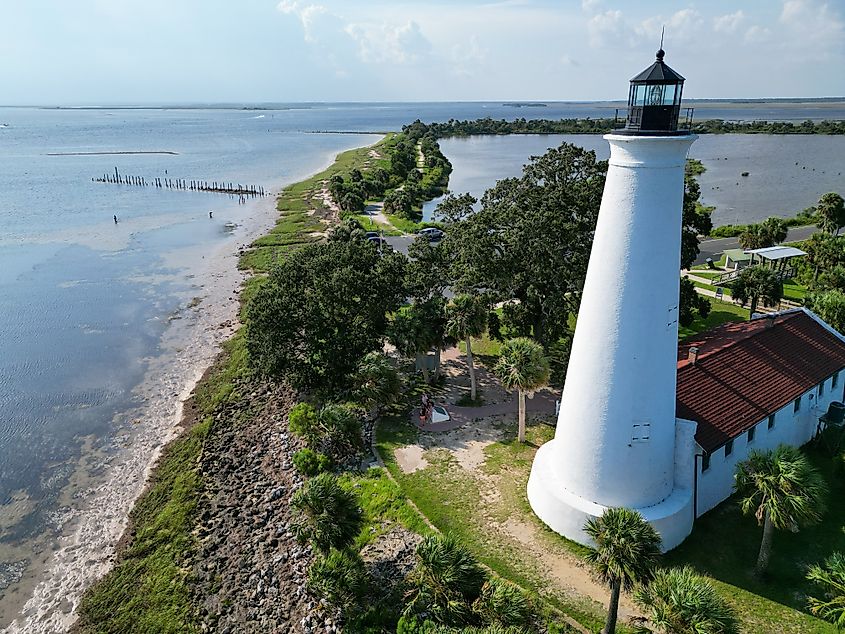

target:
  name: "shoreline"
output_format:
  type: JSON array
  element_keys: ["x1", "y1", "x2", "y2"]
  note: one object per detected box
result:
[{"x1": 0, "y1": 142, "x2": 379, "y2": 633}]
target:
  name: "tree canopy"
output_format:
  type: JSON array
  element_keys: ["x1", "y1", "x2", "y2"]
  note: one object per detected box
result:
[
  {"x1": 731, "y1": 265, "x2": 784, "y2": 314},
  {"x1": 438, "y1": 143, "x2": 606, "y2": 348},
  {"x1": 245, "y1": 237, "x2": 406, "y2": 395}
]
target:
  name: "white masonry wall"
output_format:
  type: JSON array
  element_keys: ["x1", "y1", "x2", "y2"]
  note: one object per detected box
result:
[
  {"x1": 696, "y1": 368, "x2": 844, "y2": 516},
  {"x1": 528, "y1": 133, "x2": 698, "y2": 552}
]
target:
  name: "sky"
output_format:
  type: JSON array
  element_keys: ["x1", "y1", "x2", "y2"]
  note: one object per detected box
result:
[{"x1": 1, "y1": 0, "x2": 844, "y2": 104}]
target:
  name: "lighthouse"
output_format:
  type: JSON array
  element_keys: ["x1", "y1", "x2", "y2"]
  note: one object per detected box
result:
[{"x1": 527, "y1": 50, "x2": 698, "y2": 551}]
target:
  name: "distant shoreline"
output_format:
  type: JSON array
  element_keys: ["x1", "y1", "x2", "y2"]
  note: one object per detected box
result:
[{"x1": 46, "y1": 151, "x2": 179, "y2": 156}]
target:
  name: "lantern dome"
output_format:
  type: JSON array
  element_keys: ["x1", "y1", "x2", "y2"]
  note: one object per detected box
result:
[{"x1": 620, "y1": 49, "x2": 692, "y2": 135}]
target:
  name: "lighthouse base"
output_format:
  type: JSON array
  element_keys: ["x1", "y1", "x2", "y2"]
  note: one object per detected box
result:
[{"x1": 527, "y1": 438, "x2": 695, "y2": 552}]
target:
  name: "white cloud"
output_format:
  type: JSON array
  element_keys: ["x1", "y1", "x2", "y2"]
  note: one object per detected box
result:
[
  {"x1": 581, "y1": 0, "x2": 601, "y2": 12},
  {"x1": 713, "y1": 10, "x2": 745, "y2": 34},
  {"x1": 744, "y1": 24, "x2": 771, "y2": 43},
  {"x1": 637, "y1": 9, "x2": 703, "y2": 45},
  {"x1": 345, "y1": 20, "x2": 432, "y2": 64},
  {"x1": 448, "y1": 35, "x2": 487, "y2": 77},
  {"x1": 587, "y1": 9, "x2": 625, "y2": 47},
  {"x1": 277, "y1": 0, "x2": 327, "y2": 43},
  {"x1": 779, "y1": 0, "x2": 844, "y2": 58}
]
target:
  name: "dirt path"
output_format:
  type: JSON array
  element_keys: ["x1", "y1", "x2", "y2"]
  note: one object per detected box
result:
[{"x1": 393, "y1": 347, "x2": 643, "y2": 624}]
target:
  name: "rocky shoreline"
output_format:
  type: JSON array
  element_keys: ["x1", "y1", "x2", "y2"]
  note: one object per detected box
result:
[{"x1": 190, "y1": 377, "x2": 327, "y2": 633}]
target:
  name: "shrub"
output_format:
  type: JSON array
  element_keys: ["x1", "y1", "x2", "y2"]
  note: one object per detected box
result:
[
  {"x1": 404, "y1": 534, "x2": 486, "y2": 625},
  {"x1": 307, "y1": 549, "x2": 369, "y2": 614},
  {"x1": 472, "y1": 577, "x2": 533, "y2": 627},
  {"x1": 396, "y1": 615, "x2": 452, "y2": 634},
  {"x1": 289, "y1": 402, "x2": 320, "y2": 445},
  {"x1": 291, "y1": 473, "x2": 363, "y2": 553},
  {"x1": 292, "y1": 448, "x2": 332, "y2": 476},
  {"x1": 318, "y1": 403, "x2": 363, "y2": 456}
]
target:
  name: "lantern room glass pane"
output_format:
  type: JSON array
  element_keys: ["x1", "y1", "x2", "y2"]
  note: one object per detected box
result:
[
  {"x1": 646, "y1": 84, "x2": 665, "y2": 106},
  {"x1": 632, "y1": 84, "x2": 646, "y2": 106}
]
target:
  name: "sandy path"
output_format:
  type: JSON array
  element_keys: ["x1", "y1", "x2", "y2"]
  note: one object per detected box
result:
[{"x1": 392, "y1": 349, "x2": 643, "y2": 624}]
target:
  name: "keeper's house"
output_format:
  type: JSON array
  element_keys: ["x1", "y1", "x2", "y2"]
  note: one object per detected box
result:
[{"x1": 676, "y1": 308, "x2": 845, "y2": 517}]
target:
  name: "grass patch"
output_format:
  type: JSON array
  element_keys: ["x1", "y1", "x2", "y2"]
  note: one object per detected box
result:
[
  {"x1": 238, "y1": 135, "x2": 391, "y2": 273},
  {"x1": 665, "y1": 446, "x2": 843, "y2": 633},
  {"x1": 679, "y1": 298, "x2": 749, "y2": 338},
  {"x1": 783, "y1": 278, "x2": 808, "y2": 303},
  {"x1": 384, "y1": 213, "x2": 442, "y2": 235},
  {"x1": 376, "y1": 414, "x2": 623, "y2": 633},
  {"x1": 458, "y1": 332, "x2": 504, "y2": 366},
  {"x1": 340, "y1": 467, "x2": 433, "y2": 550}
]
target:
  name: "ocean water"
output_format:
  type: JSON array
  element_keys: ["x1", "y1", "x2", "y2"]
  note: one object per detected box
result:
[
  {"x1": 0, "y1": 101, "x2": 843, "y2": 630},
  {"x1": 423, "y1": 133, "x2": 845, "y2": 224}
]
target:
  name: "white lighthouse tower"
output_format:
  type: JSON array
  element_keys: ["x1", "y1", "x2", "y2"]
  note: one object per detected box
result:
[{"x1": 527, "y1": 50, "x2": 698, "y2": 551}]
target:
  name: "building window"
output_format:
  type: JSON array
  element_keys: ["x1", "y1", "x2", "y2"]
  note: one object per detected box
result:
[
  {"x1": 725, "y1": 439, "x2": 734, "y2": 457},
  {"x1": 768, "y1": 414, "x2": 776, "y2": 429},
  {"x1": 833, "y1": 371, "x2": 839, "y2": 389},
  {"x1": 794, "y1": 396, "x2": 802, "y2": 414},
  {"x1": 747, "y1": 426, "x2": 756, "y2": 444},
  {"x1": 702, "y1": 453, "x2": 710, "y2": 472},
  {"x1": 820, "y1": 380, "x2": 826, "y2": 397}
]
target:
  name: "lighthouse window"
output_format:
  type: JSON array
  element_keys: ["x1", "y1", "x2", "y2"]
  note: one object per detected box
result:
[{"x1": 724, "y1": 440, "x2": 734, "y2": 457}]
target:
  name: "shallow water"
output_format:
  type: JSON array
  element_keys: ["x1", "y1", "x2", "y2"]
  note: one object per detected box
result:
[{"x1": 423, "y1": 133, "x2": 845, "y2": 224}]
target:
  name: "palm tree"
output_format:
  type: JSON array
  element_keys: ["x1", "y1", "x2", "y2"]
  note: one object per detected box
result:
[
  {"x1": 446, "y1": 294, "x2": 488, "y2": 402},
  {"x1": 584, "y1": 508, "x2": 662, "y2": 634},
  {"x1": 731, "y1": 265, "x2": 783, "y2": 314},
  {"x1": 493, "y1": 337, "x2": 550, "y2": 443},
  {"x1": 351, "y1": 351, "x2": 401, "y2": 415},
  {"x1": 816, "y1": 192, "x2": 845, "y2": 235},
  {"x1": 403, "y1": 533, "x2": 486, "y2": 625},
  {"x1": 291, "y1": 473, "x2": 363, "y2": 554},
  {"x1": 734, "y1": 445, "x2": 827, "y2": 577},
  {"x1": 807, "y1": 551, "x2": 845, "y2": 629},
  {"x1": 633, "y1": 566, "x2": 739, "y2": 634}
]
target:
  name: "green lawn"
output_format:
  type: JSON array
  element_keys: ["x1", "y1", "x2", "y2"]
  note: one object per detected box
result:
[
  {"x1": 665, "y1": 447, "x2": 844, "y2": 633},
  {"x1": 678, "y1": 298, "x2": 749, "y2": 338},
  {"x1": 377, "y1": 415, "x2": 623, "y2": 633}
]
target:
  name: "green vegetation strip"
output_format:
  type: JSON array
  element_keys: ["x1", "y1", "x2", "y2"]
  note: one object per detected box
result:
[{"x1": 76, "y1": 138, "x2": 390, "y2": 633}]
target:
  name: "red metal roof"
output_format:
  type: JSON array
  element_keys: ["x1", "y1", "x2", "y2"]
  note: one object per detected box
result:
[{"x1": 676, "y1": 311, "x2": 845, "y2": 452}]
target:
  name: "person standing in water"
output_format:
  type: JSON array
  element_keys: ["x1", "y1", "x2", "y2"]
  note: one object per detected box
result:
[{"x1": 113, "y1": 215, "x2": 118, "y2": 224}]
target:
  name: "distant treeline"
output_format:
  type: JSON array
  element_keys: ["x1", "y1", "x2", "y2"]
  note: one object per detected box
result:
[{"x1": 405, "y1": 117, "x2": 845, "y2": 137}]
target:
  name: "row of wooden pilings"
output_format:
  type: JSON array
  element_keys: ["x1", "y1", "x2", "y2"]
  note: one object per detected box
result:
[{"x1": 92, "y1": 167, "x2": 266, "y2": 197}]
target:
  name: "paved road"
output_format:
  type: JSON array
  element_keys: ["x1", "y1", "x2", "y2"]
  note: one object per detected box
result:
[
  {"x1": 693, "y1": 224, "x2": 817, "y2": 266},
  {"x1": 387, "y1": 224, "x2": 818, "y2": 267}
]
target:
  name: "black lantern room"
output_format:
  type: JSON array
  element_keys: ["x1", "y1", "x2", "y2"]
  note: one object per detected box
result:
[{"x1": 621, "y1": 49, "x2": 690, "y2": 135}]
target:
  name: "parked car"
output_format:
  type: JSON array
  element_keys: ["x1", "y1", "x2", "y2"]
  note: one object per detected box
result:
[
  {"x1": 367, "y1": 236, "x2": 390, "y2": 250},
  {"x1": 417, "y1": 227, "x2": 445, "y2": 242},
  {"x1": 365, "y1": 231, "x2": 380, "y2": 239}
]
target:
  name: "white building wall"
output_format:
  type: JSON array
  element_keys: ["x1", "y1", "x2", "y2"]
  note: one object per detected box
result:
[{"x1": 695, "y1": 369, "x2": 843, "y2": 516}]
